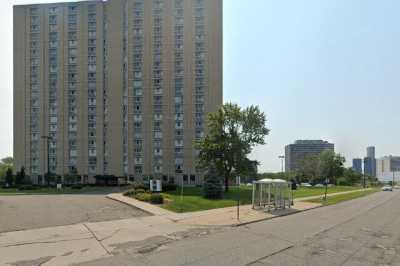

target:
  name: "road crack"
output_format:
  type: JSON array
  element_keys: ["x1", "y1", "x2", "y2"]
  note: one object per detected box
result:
[
  {"x1": 2, "y1": 237, "x2": 94, "y2": 248},
  {"x1": 83, "y1": 223, "x2": 112, "y2": 255}
]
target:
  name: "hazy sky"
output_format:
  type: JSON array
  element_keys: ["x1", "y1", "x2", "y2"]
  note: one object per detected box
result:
[{"x1": 1, "y1": 0, "x2": 400, "y2": 172}]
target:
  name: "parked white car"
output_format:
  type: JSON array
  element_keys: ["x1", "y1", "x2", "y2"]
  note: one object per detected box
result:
[
  {"x1": 382, "y1": 186, "x2": 393, "y2": 191},
  {"x1": 300, "y1": 183, "x2": 312, "y2": 187},
  {"x1": 314, "y1": 184, "x2": 324, "y2": 188}
]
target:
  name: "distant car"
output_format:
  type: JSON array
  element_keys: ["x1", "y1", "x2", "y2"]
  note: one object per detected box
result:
[
  {"x1": 382, "y1": 186, "x2": 393, "y2": 191},
  {"x1": 301, "y1": 183, "x2": 312, "y2": 187},
  {"x1": 393, "y1": 185, "x2": 400, "y2": 190},
  {"x1": 314, "y1": 184, "x2": 324, "y2": 188}
]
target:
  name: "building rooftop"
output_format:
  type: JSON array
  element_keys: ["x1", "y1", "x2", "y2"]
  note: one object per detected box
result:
[
  {"x1": 293, "y1": 140, "x2": 332, "y2": 145},
  {"x1": 14, "y1": 0, "x2": 104, "y2": 8}
]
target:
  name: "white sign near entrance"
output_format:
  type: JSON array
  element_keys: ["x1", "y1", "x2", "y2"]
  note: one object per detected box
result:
[{"x1": 150, "y1": 180, "x2": 162, "y2": 192}]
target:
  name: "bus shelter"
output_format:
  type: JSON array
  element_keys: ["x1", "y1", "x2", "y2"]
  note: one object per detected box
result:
[{"x1": 252, "y1": 178, "x2": 292, "y2": 211}]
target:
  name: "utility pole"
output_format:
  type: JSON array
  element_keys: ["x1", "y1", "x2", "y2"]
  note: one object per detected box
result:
[
  {"x1": 363, "y1": 173, "x2": 366, "y2": 189},
  {"x1": 393, "y1": 170, "x2": 395, "y2": 189}
]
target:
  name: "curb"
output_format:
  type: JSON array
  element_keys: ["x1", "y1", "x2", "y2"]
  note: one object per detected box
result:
[
  {"x1": 107, "y1": 193, "x2": 325, "y2": 227},
  {"x1": 106, "y1": 195, "x2": 155, "y2": 216},
  {"x1": 233, "y1": 204, "x2": 324, "y2": 227}
]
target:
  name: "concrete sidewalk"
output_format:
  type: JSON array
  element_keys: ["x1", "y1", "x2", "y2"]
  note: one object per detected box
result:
[
  {"x1": 107, "y1": 193, "x2": 322, "y2": 226},
  {"x1": 293, "y1": 187, "x2": 373, "y2": 202},
  {"x1": 106, "y1": 188, "x2": 373, "y2": 227},
  {"x1": 0, "y1": 215, "x2": 202, "y2": 266}
]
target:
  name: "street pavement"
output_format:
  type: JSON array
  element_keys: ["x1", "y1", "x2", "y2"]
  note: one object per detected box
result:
[
  {"x1": 0, "y1": 195, "x2": 149, "y2": 233},
  {"x1": 79, "y1": 190, "x2": 400, "y2": 266}
]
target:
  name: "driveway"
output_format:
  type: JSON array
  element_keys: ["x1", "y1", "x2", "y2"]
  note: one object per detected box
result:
[{"x1": 0, "y1": 195, "x2": 150, "y2": 233}]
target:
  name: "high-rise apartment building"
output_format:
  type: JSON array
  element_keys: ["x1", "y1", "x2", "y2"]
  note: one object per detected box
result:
[
  {"x1": 14, "y1": 0, "x2": 223, "y2": 185},
  {"x1": 352, "y1": 158, "x2": 362, "y2": 174},
  {"x1": 364, "y1": 146, "x2": 376, "y2": 177},
  {"x1": 284, "y1": 140, "x2": 334, "y2": 172}
]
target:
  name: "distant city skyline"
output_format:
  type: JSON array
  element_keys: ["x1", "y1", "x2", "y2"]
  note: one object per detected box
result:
[{"x1": 1, "y1": 0, "x2": 400, "y2": 173}]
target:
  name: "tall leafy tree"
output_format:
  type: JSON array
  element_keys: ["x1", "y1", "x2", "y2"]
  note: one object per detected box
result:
[
  {"x1": 196, "y1": 103, "x2": 269, "y2": 192},
  {"x1": 5, "y1": 168, "x2": 13, "y2": 187},
  {"x1": 1, "y1": 157, "x2": 14, "y2": 166},
  {"x1": 0, "y1": 157, "x2": 13, "y2": 182},
  {"x1": 298, "y1": 155, "x2": 322, "y2": 182},
  {"x1": 319, "y1": 150, "x2": 345, "y2": 183},
  {"x1": 338, "y1": 168, "x2": 363, "y2": 186},
  {"x1": 15, "y1": 167, "x2": 26, "y2": 186}
]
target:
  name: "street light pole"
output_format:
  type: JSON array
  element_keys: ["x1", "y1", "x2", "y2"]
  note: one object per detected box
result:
[{"x1": 279, "y1": 155, "x2": 285, "y2": 179}]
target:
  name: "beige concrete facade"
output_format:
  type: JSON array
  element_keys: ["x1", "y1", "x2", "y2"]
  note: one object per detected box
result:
[{"x1": 13, "y1": 0, "x2": 223, "y2": 184}]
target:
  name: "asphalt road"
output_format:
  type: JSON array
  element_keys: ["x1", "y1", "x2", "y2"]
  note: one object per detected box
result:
[
  {"x1": 80, "y1": 190, "x2": 400, "y2": 266},
  {"x1": 0, "y1": 195, "x2": 149, "y2": 233}
]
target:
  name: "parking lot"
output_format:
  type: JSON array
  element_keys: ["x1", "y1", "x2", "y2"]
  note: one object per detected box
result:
[{"x1": 0, "y1": 194, "x2": 150, "y2": 233}]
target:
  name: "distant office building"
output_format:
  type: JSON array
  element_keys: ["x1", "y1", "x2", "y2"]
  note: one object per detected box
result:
[
  {"x1": 364, "y1": 146, "x2": 376, "y2": 177},
  {"x1": 367, "y1": 146, "x2": 375, "y2": 158},
  {"x1": 376, "y1": 156, "x2": 400, "y2": 182},
  {"x1": 352, "y1": 158, "x2": 362, "y2": 174},
  {"x1": 285, "y1": 140, "x2": 334, "y2": 172}
]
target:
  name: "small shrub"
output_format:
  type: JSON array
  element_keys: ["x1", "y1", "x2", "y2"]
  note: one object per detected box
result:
[
  {"x1": 150, "y1": 193, "x2": 164, "y2": 204},
  {"x1": 337, "y1": 177, "x2": 351, "y2": 186},
  {"x1": 130, "y1": 181, "x2": 147, "y2": 191},
  {"x1": 135, "y1": 192, "x2": 152, "y2": 202},
  {"x1": 163, "y1": 183, "x2": 177, "y2": 192},
  {"x1": 71, "y1": 184, "x2": 83, "y2": 190},
  {"x1": 123, "y1": 189, "x2": 136, "y2": 197},
  {"x1": 18, "y1": 185, "x2": 36, "y2": 191},
  {"x1": 135, "y1": 188, "x2": 146, "y2": 194}
]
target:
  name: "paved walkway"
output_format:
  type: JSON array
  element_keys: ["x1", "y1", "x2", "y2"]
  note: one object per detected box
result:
[
  {"x1": 293, "y1": 188, "x2": 373, "y2": 202},
  {"x1": 107, "y1": 193, "x2": 322, "y2": 226},
  {"x1": 0, "y1": 215, "x2": 201, "y2": 266},
  {"x1": 106, "y1": 188, "x2": 373, "y2": 226}
]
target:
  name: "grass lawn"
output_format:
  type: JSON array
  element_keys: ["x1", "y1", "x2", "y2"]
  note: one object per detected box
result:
[
  {"x1": 305, "y1": 188, "x2": 380, "y2": 206},
  {"x1": 292, "y1": 186, "x2": 361, "y2": 198},
  {"x1": 161, "y1": 185, "x2": 362, "y2": 213},
  {"x1": 0, "y1": 186, "x2": 120, "y2": 195}
]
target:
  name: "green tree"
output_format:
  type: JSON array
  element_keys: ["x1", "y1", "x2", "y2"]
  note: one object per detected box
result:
[
  {"x1": 196, "y1": 103, "x2": 269, "y2": 192},
  {"x1": 319, "y1": 150, "x2": 345, "y2": 184},
  {"x1": 0, "y1": 157, "x2": 13, "y2": 182},
  {"x1": 1, "y1": 157, "x2": 14, "y2": 166},
  {"x1": 297, "y1": 151, "x2": 345, "y2": 184},
  {"x1": 340, "y1": 168, "x2": 363, "y2": 186},
  {"x1": 5, "y1": 168, "x2": 13, "y2": 187},
  {"x1": 203, "y1": 164, "x2": 223, "y2": 199},
  {"x1": 15, "y1": 167, "x2": 26, "y2": 186},
  {"x1": 298, "y1": 155, "x2": 322, "y2": 182}
]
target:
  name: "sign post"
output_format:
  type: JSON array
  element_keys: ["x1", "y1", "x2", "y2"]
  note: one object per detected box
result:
[
  {"x1": 236, "y1": 176, "x2": 241, "y2": 221},
  {"x1": 324, "y1": 178, "x2": 329, "y2": 201}
]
